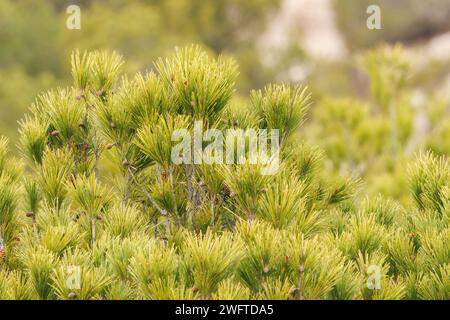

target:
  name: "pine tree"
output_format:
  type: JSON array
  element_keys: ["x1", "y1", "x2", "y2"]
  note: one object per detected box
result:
[{"x1": 0, "y1": 45, "x2": 448, "y2": 300}]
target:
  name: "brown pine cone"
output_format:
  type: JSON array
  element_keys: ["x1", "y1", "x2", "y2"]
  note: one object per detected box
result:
[
  {"x1": 67, "y1": 292, "x2": 77, "y2": 300},
  {"x1": 26, "y1": 211, "x2": 35, "y2": 218},
  {"x1": 50, "y1": 130, "x2": 60, "y2": 137},
  {"x1": 0, "y1": 246, "x2": 6, "y2": 262}
]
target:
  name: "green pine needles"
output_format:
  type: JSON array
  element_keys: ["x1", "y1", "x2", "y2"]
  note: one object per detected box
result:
[{"x1": 0, "y1": 45, "x2": 449, "y2": 300}]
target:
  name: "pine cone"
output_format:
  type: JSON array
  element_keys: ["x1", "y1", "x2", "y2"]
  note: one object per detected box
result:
[
  {"x1": 222, "y1": 185, "x2": 231, "y2": 196},
  {"x1": 50, "y1": 130, "x2": 60, "y2": 137},
  {"x1": 0, "y1": 246, "x2": 6, "y2": 262},
  {"x1": 67, "y1": 292, "x2": 77, "y2": 300},
  {"x1": 25, "y1": 211, "x2": 35, "y2": 218},
  {"x1": 289, "y1": 287, "x2": 299, "y2": 299}
]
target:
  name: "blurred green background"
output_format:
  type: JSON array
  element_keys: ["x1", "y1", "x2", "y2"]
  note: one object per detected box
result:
[{"x1": 1, "y1": 0, "x2": 450, "y2": 149}]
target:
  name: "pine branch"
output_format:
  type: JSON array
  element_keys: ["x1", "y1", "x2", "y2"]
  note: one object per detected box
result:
[{"x1": 126, "y1": 165, "x2": 171, "y2": 234}]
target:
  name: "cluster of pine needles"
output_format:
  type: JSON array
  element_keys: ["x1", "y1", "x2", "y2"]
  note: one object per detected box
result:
[{"x1": 0, "y1": 46, "x2": 449, "y2": 300}]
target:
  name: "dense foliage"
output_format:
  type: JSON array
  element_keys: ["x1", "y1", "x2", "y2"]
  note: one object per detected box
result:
[{"x1": 0, "y1": 46, "x2": 449, "y2": 300}]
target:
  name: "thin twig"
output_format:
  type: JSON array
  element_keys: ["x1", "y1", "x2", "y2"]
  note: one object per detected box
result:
[
  {"x1": 91, "y1": 217, "x2": 96, "y2": 247},
  {"x1": 210, "y1": 194, "x2": 215, "y2": 225},
  {"x1": 184, "y1": 164, "x2": 192, "y2": 201},
  {"x1": 81, "y1": 90, "x2": 101, "y2": 183},
  {"x1": 116, "y1": 143, "x2": 171, "y2": 234},
  {"x1": 0, "y1": 225, "x2": 4, "y2": 249},
  {"x1": 127, "y1": 166, "x2": 171, "y2": 233},
  {"x1": 123, "y1": 169, "x2": 130, "y2": 205},
  {"x1": 169, "y1": 164, "x2": 178, "y2": 217},
  {"x1": 93, "y1": 131, "x2": 101, "y2": 183}
]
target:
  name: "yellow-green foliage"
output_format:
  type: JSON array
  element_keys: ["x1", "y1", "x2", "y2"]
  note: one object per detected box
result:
[{"x1": 0, "y1": 46, "x2": 449, "y2": 301}]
